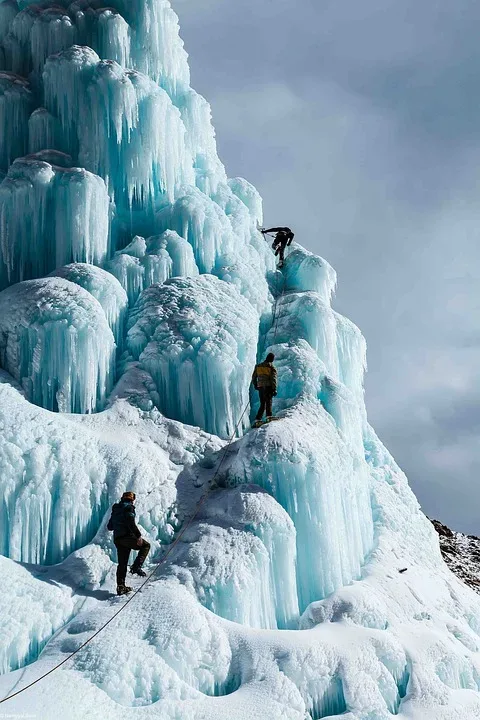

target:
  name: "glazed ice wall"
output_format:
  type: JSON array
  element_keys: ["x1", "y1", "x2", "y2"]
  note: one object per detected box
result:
[{"x1": 0, "y1": 0, "x2": 373, "y2": 650}]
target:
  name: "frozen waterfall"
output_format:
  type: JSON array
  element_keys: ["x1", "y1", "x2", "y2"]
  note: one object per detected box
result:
[{"x1": 1, "y1": 1, "x2": 480, "y2": 719}]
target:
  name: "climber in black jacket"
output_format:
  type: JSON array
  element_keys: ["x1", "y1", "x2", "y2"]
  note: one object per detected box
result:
[
  {"x1": 107, "y1": 491, "x2": 151, "y2": 596},
  {"x1": 261, "y1": 226, "x2": 295, "y2": 267}
]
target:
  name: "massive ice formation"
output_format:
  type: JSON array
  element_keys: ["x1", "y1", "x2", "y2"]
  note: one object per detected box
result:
[
  {"x1": 1, "y1": 1, "x2": 480, "y2": 719},
  {"x1": 0, "y1": 368, "x2": 221, "y2": 566},
  {"x1": 105, "y1": 230, "x2": 198, "y2": 306},
  {"x1": 49, "y1": 263, "x2": 128, "y2": 345},
  {"x1": 127, "y1": 274, "x2": 258, "y2": 438},
  {"x1": 0, "y1": 277, "x2": 115, "y2": 414},
  {"x1": 0, "y1": 154, "x2": 110, "y2": 289},
  {"x1": 168, "y1": 485, "x2": 300, "y2": 630},
  {"x1": 0, "y1": 72, "x2": 32, "y2": 170}
]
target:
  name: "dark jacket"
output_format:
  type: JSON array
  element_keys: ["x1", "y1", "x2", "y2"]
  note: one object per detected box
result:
[
  {"x1": 252, "y1": 361, "x2": 277, "y2": 392},
  {"x1": 107, "y1": 500, "x2": 141, "y2": 540},
  {"x1": 265, "y1": 227, "x2": 294, "y2": 247}
]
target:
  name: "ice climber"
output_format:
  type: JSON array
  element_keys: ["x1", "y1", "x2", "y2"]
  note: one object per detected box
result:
[
  {"x1": 261, "y1": 226, "x2": 295, "y2": 267},
  {"x1": 252, "y1": 352, "x2": 277, "y2": 425},
  {"x1": 107, "y1": 491, "x2": 151, "y2": 596}
]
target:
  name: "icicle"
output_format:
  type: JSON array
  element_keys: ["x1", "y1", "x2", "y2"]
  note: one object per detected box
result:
[
  {"x1": 156, "y1": 187, "x2": 235, "y2": 274},
  {"x1": 49, "y1": 263, "x2": 128, "y2": 347},
  {"x1": 148, "y1": 230, "x2": 198, "y2": 278},
  {"x1": 126, "y1": 275, "x2": 258, "y2": 438},
  {"x1": 43, "y1": 49, "x2": 194, "y2": 214},
  {"x1": 0, "y1": 72, "x2": 33, "y2": 170},
  {"x1": 0, "y1": 156, "x2": 110, "y2": 289},
  {"x1": 30, "y1": 8, "x2": 78, "y2": 76},
  {"x1": 96, "y1": 9, "x2": 130, "y2": 69},
  {"x1": 0, "y1": 277, "x2": 116, "y2": 414},
  {"x1": 28, "y1": 107, "x2": 63, "y2": 154},
  {"x1": 114, "y1": 0, "x2": 190, "y2": 95},
  {"x1": 176, "y1": 87, "x2": 226, "y2": 195},
  {"x1": 2, "y1": 7, "x2": 39, "y2": 76},
  {"x1": 0, "y1": 0, "x2": 17, "y2": 46}
]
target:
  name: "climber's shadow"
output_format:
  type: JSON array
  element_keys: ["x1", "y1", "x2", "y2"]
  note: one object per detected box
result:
[{"x1": 20, "y1": 562, "x2": 114, "y2": 601}]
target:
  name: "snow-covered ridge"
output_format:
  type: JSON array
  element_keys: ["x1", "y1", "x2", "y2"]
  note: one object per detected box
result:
[{"x1": 1, "y1": 1, "x2": 480, "y2": 719}]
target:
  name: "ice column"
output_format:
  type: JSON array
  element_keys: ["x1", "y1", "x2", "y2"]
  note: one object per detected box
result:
[
  {"x1": 0, "y1": 73, "x2": 32, "y2": 170},
  {"x1": 0, "y1": 156, "x2": 110, "y2": 289},
  {"x1": 0, "y1": 278, "x2": 116, "y2": 413},
  {"x1": 49, "y1": 263, "x2": 128, "y2": 346},
  {"x1": 156, "y1": 187, "x2": 235, "y2": 274},
  {"x1": 43, "y1": 48, "x2": 194, "y2": 215},
  {"x1": 228, "y1": 401, "x2": 374, "y2": 612},
  {"x1": 169, "y1": 486, "x2": 299, "y2": 629},
  {"x1": 127, "y1": 275, "x2": 258, "y2": 438}
]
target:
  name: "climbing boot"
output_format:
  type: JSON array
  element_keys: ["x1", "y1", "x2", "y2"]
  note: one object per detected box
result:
[
  {"x1": 130, "y1": 564, "x2": 147, "y2": 577},
  {"x1": 117, "y1": 584, "x2": 133, "y2": 596}
]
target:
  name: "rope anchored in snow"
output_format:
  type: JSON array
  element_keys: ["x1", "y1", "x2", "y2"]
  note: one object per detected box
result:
[{"x1": 0, "y1": 265, "x2": 288, "y2": 706}]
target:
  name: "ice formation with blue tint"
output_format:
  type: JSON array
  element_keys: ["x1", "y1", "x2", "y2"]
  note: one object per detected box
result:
[
  {"x1": 127, "y1": 274, "x2": 258, "y2": 438},
  {"x1": 0, "y1": 277, "x2": 115, "y2": 413},
  {"x1": 0, "y1": 72, "x2": 32, "y2": 170},
  {"x1": 42, "y1": 46, "x2": 194, "y2": 216},
  {"x1": 169, "y1": 485, "x2": 299, "y2": 630},
  {"x1": 2, "y1": 1, "x2": 480, "y2": 719},
  {"x1": 0, "y1": 154, "x2": 110, "y2": 289},
  {"x1": 49, "y1": 263, "x2": 128, "y2": 345},
  {"x1": 105, "y1": 230, "x2": 198, "y2": 306}
]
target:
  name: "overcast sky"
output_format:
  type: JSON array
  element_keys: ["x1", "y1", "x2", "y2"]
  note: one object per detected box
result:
[{"x1": 174, "y1": 0, "x2": 480, "y2": 534}]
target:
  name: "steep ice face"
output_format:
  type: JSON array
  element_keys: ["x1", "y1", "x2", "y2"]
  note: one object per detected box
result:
[
  {"x1": 49, "y1": 263, "x2": 128, "y2": 346},
  {"x1": 105, "y1": 230, "x2": 198, "y2": 306},
  {"x1": 2, "y1": 1, "x2": 480, "y2": 718},
  {"x1": 0, "y1": 277, "x2": 115, "y2": 413},
  {"x1": 0, "y1": 72, "x2": 32, "y2": 171},
  {"x1": 42, "y1": 46, "x2": 194, "y2": 218},
  {"x1": 0, "y1": 555, "x2": 76, "y2": 674},
  {"x1": 127, "y1": 274, "x2": 258, "y2": 438},
  {"x1": 0, "y1": 368, "x2": 221, "y2": 568},
  {"x1": 224, "y1": 400, "x2": 374, "y2": 611},
  {"x1": 168, "y1": 486, "x2": 299, "y2": 630},
  {"x1": 0, "y1": 155, "x2": 110, "y2": 289},
  {"x1": 283, "y1": 245, "x2": 337, "y2": 302}
]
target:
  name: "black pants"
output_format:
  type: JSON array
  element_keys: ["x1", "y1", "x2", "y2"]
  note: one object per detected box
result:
[
  {"x1": 114, "y1": 537, "x2": 151, "y2": 586},
  {"x1": 273, "y1": 240, "x2": 287, "y2": 263},
  {"x1": 256, "y1": 387, "x2": 274, "y2": 421}
]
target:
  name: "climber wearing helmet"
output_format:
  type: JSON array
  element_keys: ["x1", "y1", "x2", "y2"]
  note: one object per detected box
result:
[
  {"x1": 261, "y1": 226, "x2": 295, "y2": 267},
  {"x1": 252, "y1": 352, "x2": 278, "y2": 425},
  {"x1": 107, "y1": 491, "x2": 151, "y2": 596}
]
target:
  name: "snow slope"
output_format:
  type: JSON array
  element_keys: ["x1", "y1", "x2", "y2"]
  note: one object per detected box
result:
[{"x1": 1, "y1": 1, "x2": 480, "y2": 718}]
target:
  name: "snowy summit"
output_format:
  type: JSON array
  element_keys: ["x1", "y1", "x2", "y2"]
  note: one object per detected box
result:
[{"x1": 1, "y1": 1, "x2": 480, "y2": 719}]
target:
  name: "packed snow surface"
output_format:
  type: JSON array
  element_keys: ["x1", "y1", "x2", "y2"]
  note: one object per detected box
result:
[{"x1": 1, "y1": 1, "x2": 480, "y2": 719}]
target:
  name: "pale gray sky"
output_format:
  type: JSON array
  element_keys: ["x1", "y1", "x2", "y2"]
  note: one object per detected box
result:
[{"x1": 174, "y1": 0, "x2": 480, "y2": 534}]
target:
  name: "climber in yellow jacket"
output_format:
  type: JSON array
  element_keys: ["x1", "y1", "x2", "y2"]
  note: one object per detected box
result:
[{"x1": 251, "y1": 353, "x2": 277, "y2": 424}]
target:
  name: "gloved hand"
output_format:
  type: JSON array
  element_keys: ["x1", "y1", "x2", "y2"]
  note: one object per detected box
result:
[{"x1": 273, "y1": 391, "x2": 277, "y2": 397}]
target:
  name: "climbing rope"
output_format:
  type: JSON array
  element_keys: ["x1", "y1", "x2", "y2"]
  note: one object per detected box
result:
[
  {"x1": 0, "y1": 250, "x2": 288, "y2": 706},
  {"x1": 271, "y1": 268, "x2": 285, "y2": 346},
  {"x1": 0, "y1": 399, "x2": 251, "y2": 706}
]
